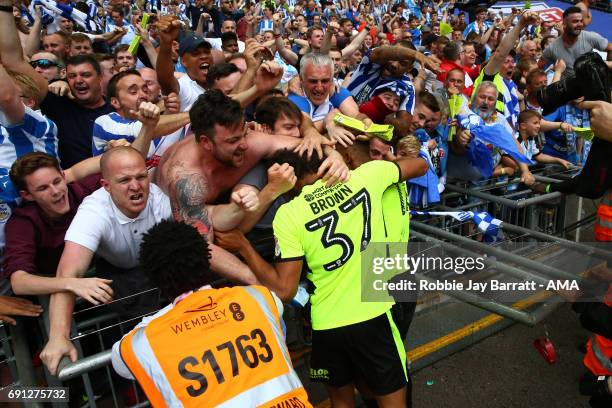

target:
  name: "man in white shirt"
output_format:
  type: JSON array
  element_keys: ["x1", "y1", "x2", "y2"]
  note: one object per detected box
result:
[
  {"x1": 156, "y1": 15, "x2": 282, "y2": 111},
  {"x1": 40, "y1": 144, "x2": 260, "y2": 375}
]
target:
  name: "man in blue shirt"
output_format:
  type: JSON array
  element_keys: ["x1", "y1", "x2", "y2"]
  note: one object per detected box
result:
[{"x1": 288, "y1": 53, "x2": 371, "y2": 143}]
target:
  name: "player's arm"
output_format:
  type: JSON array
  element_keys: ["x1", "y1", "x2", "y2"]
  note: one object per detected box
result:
[
  {"x1": 216, "y1": 230, "x2": 302, "y2": 301},
  {"x1": 395, "y1": 156, "x2": 429, "y2": 182},
  {"x1": 232, "y1": 163, "x2": 297, "y2": 233}
]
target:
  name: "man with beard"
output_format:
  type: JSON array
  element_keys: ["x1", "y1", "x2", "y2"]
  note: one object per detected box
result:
[
  {"x1": 91, "y1": 70, "x2": 190, "y2": 158},
  {"x1": 347, "y1": 40, "x2": 440, "y2": 136},
  {"x1": 155, "y1": 89, "x2": 348, "y2": 287},
  {"x1": 450, "y1": 82, "x2": 536, "y2": 185},
  {"x1": 540, "y1": 6, "x2": 610, "y2": 80},
  {"x1": 39, "y1": 54, "x2": 113, "y2": 168}
]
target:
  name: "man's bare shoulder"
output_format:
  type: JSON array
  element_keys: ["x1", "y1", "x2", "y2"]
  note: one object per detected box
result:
[{"x1": 157, "y1": 138, "x2": 205, "y2": 189}]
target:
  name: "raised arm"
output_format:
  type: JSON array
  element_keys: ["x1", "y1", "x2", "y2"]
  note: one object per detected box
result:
[
  {"x1": 341, "y1": 26, "x2": 369, "y2": 58},
  {"x1": 134, "y1": 24, "x2": 159, "y2": 68},
  {"x1": 274, "y1": 16, "x2": 298, "y2": 66},
  {"x1": 485, "y1": 10, "x2": 537, "y2": 76},
  {"x1": 155, "y1": 15, "x2": 182, "y2": 95},
  {"x1": 0, "y1": 63, "x2": 25, "y2": 125},
  {"x1": 24, "y1": 6, "x2": 44, "y2": 58},
  {"x1": 0, "y1": 0, "x2": 48, "y2": 98}
]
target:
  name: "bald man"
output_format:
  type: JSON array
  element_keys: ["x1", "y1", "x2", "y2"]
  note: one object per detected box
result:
[{"x1": 40, "y1": 146, "x2": 172, "y2": 375}]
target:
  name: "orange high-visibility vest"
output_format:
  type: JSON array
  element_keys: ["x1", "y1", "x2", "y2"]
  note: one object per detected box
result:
[
  {"x1": 583, "y1": 284, "x2": 612, "y2": 376},
  {"x1": 595, "y1": 189, "x2": 612, "y2": 242},
  {"x1": 120, "y1": 285, "x2": 312, "y2": 408}
]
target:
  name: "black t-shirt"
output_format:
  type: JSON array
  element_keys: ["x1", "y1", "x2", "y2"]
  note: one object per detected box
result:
[{"x1": 40, "y1": 93, "x2": 113, "y2": 168}]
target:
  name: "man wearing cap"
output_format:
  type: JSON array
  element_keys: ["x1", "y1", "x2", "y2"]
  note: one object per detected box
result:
[{"x1": 156, "y1": 16, "x2": 280, "y2": 112}]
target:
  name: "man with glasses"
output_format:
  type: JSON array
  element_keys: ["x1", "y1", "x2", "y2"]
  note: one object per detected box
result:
[{"x1": 30, "y1": 52, "x2": 65, "y2": 82}]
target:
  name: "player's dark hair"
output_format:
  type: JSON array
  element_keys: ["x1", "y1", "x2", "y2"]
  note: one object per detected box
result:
[
  {"x1": 269, "y1": 149, "x2": 325, "y2": 179},
  {"x1": 139, "y1": 220, "x2": 213, "y2": 299},
  {"x1": 190, "y1": 89, "x2": 244, "y2": 142}
]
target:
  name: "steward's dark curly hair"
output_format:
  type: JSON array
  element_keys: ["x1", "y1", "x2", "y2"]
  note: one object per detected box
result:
[
  {"x1": 268, "y1": 148, "x2": 325, "y2": 180},
  {"x1": 139, "y1": 220, "x2": 212, "y2": 299}
]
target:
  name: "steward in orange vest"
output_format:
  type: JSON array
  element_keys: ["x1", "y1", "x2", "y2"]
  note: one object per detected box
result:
[
  {"x1": 595, "y1": 190, "x2": 612, "y2": 242},
  {"x1": 111, "y1": 220, "x2": 312, "y2": 408},
  {"x1": 575, "y1": 283, "x2": 612, "y2": 408}
]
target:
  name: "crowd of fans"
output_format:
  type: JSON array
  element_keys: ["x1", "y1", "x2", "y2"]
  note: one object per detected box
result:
[{"x1": 0, "y1": 0, "x2": 610, "y2": 405}]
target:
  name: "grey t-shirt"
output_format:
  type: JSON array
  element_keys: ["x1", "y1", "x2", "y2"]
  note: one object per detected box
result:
[
  {"x1": 238, "y1": 162, "x2": 285, "y2": 229},
  {"x1": 542, "y1": 31, "x2": 608, "y2": 79}
]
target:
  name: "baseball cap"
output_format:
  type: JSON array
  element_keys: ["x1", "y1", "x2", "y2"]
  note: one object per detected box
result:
[
  {"x1": 421, "y1": 34, "x2": 439, "y2": 48},
  {"x1": 179, "y1": 34, "x2": 212, "y2": 57}
]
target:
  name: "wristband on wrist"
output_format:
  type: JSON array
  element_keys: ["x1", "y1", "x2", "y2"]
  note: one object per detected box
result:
[
  {"x1": 0, "y1": 5, "x2": 13, "y2": 13},
  {"x1": 545, "y1": 184, "x2": 551, "y2": 193}
]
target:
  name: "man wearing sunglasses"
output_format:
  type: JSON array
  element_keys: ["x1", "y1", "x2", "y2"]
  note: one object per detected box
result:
[{"x1": 29, "y1": 52, "x2": 65, "y2": 82}]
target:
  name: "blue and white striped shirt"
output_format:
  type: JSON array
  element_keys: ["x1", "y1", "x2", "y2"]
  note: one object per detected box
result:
[
  {"x1": 92, "y1": 112, "x2": 142, "y2": 157},
  {"x1": 92, "y1": 112, "x2": 185, "y2": 159},
  {"x1": 0, "y1": 106, "x2": 58, "y2": 256},
  {"x1": 462, "y1": 21, "x2": 491, "y2": 38},
  {"x1": 347, "y1": 51, "x2": 416, "y2": 113}
]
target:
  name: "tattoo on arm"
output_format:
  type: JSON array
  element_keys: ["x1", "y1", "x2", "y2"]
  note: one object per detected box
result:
[{"x1": 170, "y1": 172, "x2": 213, "y2": 238}]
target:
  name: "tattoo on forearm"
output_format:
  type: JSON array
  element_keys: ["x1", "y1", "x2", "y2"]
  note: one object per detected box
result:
[{"x1": 170, "y1": 172, "x2": 212, "y2": 237}]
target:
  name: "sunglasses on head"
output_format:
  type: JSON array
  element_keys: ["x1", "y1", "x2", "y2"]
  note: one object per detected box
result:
[{"x1": 30, "y1": 59, "x2": 59, "y2": 69}]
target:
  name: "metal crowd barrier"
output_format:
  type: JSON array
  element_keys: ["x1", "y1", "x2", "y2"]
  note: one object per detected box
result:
[
  {"x1": 2, "y1": 166, "x2": 609, "y2": 406},
  {"x1": 409, "y1": 164, "x2": 611, "y2": 325}
]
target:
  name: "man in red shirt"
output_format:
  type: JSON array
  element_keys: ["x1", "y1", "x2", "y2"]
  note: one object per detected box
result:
[{"x1": 3, "y1": 152, "x2": 111, "y2": 298}]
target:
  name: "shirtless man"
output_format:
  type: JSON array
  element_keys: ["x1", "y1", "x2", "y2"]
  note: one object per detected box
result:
[{"x1": 155, "y1": 90, "x2": 349, "y2": 280}]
